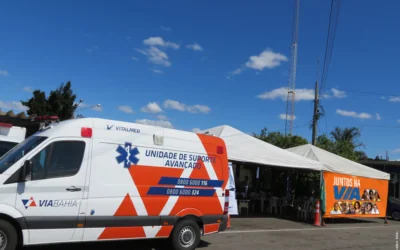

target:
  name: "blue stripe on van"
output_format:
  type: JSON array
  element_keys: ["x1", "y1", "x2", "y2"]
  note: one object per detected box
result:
[
  {"x1": 147, "y1": 187, "x2": 216, "y2": 197},
  {"x1": 158, "y1": 177, "x2": 223, "y2": 187}
]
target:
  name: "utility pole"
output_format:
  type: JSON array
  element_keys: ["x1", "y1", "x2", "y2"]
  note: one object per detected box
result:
[
  {"x1": 312, "y1": 80, "x2": 319, "y2": 145},
  {"x1": 312, "y1": 59, "x2": 320, "y2": 146}
]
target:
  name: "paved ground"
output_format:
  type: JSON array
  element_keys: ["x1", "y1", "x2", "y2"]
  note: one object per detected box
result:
[{"x1": 27, "y1": 217, "x2": 400, "y2": 250}]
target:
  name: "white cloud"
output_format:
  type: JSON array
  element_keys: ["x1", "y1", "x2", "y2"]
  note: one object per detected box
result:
[
  {"x1": 187, "y1": 105, "x2": 211, "y2": 114},
  {"x1": 228, "y1": 49, "x2": 288, "y2": 78},
  {"x1": 136, "y1": 47, "x2": 171, "y2": 67},
  {"x1": 92, "y1": 106, "x2": 103, "y2": 112},
  {"x1": 135, "y1": 119, "x2": 173, "y2": 128},
  {"x1": 376, "y1": 113, "x2": 381, "y2": 120},
  {"x1": 0, "y1": 70, "x2": 9, "y2": 76},
  {"x1": 141, "y1": 102, "x2": 163, "y2": 113},
  {"x1": 86, "y1": 46, "x2": 99, "y2": 53},
  {"x1": 257, "y1": 87, "x2": 314, "y2": 101},
  {"x1": 118, "y1": 105, "x2": 134, "y2": 114},
  {"x1": 164, "y1": 100, "x2": 211, "y2": 114},
  {"x1": 389, "y1": 96, "x2": 400, "y2": 102},
  {"x1": 160, "y1": 26, "x2": 172, "y2": 32},
  {"x1": 157, "y1": 115, "x2": 168, "y2": 120},
  {"x1": 245, "y1": 49, "x2": 288, "y2": 70},
  {"x1": 186, "y1": 43, "x2": 204, "y2": 51},
  {"x1": 231, "y1": 67, "x2": 245, "y2": 75},
  {"x1": 132, "y1": 56, "x2": 139, "y2": 61},
  {"x1": 79, "y1": 103, "x2": 103, "y2": 112},
  {"x1": 331, "y1": 88, "x2": 347, "y2": 98},
  {"x1": 392, "y1": 148, "x2": 400, "y2": 153},
  {"x1": 151, "y1": 69, "x2": 164, "y2": 74},
  {"x1": 381, "y1": 96, "x2": 386, "y2": 100},
  {"x1": 397, "y1": 120, "x2": 400, "y2": 124},
  {"x1": 192, "y1": 128, "x2": 201, "y2": 132},
  {"x1": 0, "y1": 100, "x2": 27, "y2": 112},
  {"x1": 336, "y1": 109, "x2": 372, "y2": 119},
  {"x1": 23, "y1": 86, "x2": 33, "y2": 92},
  {"x1": 257, "y1": 87, "x2": 347, "y2": 101},
  {"x1": 279, "y1": 113, "x2": 296, "y2": 120},
  {"x1": 143, "y1": 37, "x2": 180, "y2": 50},
  {"x1": 164, "y1": 100, "x2": 186, "y2": 111}
]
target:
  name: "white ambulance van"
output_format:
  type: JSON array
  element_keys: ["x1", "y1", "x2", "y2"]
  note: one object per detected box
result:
[
  {"x1": 0, "y1": 117, "x2": 229, "y2": 250},
  {"x1": 0, "y1": 123, "x2": 26, "y2": 158}
]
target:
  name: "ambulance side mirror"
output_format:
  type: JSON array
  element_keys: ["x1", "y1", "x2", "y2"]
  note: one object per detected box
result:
[{"x1": 20, "y1": 160, "x2": 32, "y2": 182}]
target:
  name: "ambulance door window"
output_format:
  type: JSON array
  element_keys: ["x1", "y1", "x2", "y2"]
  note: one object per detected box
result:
[{"x1": 30, "y1": 141, "x2": 85, "y2": 180}]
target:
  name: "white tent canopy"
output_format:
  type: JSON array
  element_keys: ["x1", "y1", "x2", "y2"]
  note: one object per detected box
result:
[
  {"x1": 286, "y1": 144, "x2": 390, "y2": 180},
  {"x1": 199, "y1": 125, "x2": 323, "y2": 171}
]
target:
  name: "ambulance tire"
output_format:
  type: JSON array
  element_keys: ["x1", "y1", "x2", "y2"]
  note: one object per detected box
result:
[
  {"x1": 0, "y1": 219, "x2": 18, "y2": 250},
  {"x1": 170, "y1": 219, "x2": 201, "y2": 250}
]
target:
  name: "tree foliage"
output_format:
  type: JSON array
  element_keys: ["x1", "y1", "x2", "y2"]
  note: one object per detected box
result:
[
  {"x1": 253, "y1": 126, "x2": 368, "y2": 161},
  {"x1": 317, "y1": 126, "x2": 367, "y2": 161},
  {"x1": 21, "y1": 82, "x2": 78, "y2": 121},
  {"x1": 253, "y1": 127, "x2": 308, "y2": 149}
]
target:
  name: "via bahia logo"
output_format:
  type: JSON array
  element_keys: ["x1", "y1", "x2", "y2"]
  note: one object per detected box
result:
[
  {"x1": 21, "y1": 197, "x2": 37, "y2": 209},
  {"x1": 22, "y1": 197, "x2": 78, "y2": 209},
  {"x1": 116, "y1": 142, "x2": 140, "y2": 168}
]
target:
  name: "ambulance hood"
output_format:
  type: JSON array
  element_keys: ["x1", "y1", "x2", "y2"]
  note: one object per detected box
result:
[{"x1": 199, "y1": 125, "x2": 323, "y2": 171}]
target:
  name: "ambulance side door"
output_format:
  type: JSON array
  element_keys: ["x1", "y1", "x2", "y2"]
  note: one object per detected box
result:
[{"x1": 15, "y1": 137, "x2": 90, "y2": 244}]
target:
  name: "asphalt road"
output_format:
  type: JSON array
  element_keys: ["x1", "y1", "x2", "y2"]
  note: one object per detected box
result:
[{"x1": 26, "y1": 218, "x2": 400, "y2": 250}]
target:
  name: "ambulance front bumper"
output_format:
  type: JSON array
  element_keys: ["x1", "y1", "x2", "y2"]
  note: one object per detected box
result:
[{"x1": 219, "y1": 214, "x2": 228, "y2": 232}]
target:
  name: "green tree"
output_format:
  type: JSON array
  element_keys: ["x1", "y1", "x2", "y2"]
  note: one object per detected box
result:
[
  {"x1": 330, "y1": 127, "x2": 364, "y2": 148},
  {"x1": 315, "y1": 127, "x2": 367, "y2": 161},
  {"x1": 20, "y1": 90, "x2": 49, "y2": 117},
  {"x1": 316, "y1": 134, "x2": 335, "y2": 151},
  {"x1": 253, "y1": 128, "x2": 308, "y2": 149},
  {"x1": 21, "y1": 81, "x2": 79, "y2": 121}
]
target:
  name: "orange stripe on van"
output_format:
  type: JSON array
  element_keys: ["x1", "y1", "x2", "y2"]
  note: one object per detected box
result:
[
  {"x1": 98, "y1": 226, "x2": 146, "y2": 240},
  {"x1": 203, "y1": 223, "x2": 220, "y2": 235},
  {"x1": 170, "y1": 159, "x2": 223, "y2": 215},
  {"x1": 156, "y1": 225, "x2": 173, "y2": 237},
  {"x1": 98, "y1": 194, "x2": 146, "y2": 240},
  {"x1": 197, "y1": 134, "x2": 229, "y2": 189},
  {"x1": 114, "y1": 193, "x2": 139, "y2": 216},
  {"x1": 129, "y1": 165, "x2": 184, "y2": 216}
]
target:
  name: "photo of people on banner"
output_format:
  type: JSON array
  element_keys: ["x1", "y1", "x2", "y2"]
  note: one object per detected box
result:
[
  {"x1": 323, "y1": 172, "x2": 389, "y2": 218},
  {"x1": 330, "y1": 189, "x2": 381, "y2": 215}
]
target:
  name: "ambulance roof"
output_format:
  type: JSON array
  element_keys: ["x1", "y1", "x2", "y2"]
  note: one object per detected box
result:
[{"x1": 36, "y1": 118, "x2": 222, "y2": 144}]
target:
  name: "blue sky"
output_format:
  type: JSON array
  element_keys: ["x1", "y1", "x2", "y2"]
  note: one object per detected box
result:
[{"x1": 1, "y1": 0, "x2": 400, "y2": 159}]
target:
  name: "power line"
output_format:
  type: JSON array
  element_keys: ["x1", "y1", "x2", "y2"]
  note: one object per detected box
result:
[
  {"x1": 319, "y1": 0, "x2": 342, "y2": 95},
  {"x1": 269, "y1": 123, "x2": 311, "y2": 134},
  {"x1": 362, "y1": 125, "x2": 400, "y2": 129},
  {"x1": 343, "y1": 90, "x2": 400, "y2": 98}
]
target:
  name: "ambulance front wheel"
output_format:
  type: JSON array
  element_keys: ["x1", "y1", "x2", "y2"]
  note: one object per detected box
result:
[
  {"x1": 0, "y1": 219, "x2": 17, "y2": 250},
  {"x1": 170, "y1": 219, "x2": 201, "y2": 250}
]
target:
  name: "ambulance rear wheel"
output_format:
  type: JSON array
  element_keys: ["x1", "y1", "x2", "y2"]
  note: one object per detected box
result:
[
  {"x1": 170, "y1": 219, "x2": 201, "y2": 250},
  {"x1": 0, "y1": 219, "x2": 17, "y2": 250}
]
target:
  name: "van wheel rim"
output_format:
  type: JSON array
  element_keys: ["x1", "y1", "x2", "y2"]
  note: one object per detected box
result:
[
  {"x1": 0, "y1": 230, "x2": 7, "y2": 250},
  {"x1": 393, "y1": 211, "x2": 400, "y2": 220},
  {"x1": 179, "y1": 226, "x2": 196, "y2": 248}
]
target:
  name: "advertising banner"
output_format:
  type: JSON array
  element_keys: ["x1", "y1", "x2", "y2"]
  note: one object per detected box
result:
[
  {"x1": 228, "y1": 162, "x2": 238, "y2": 215},
  {"x1": 323, "y1": 172, "x2": 389, "y2": 218}
]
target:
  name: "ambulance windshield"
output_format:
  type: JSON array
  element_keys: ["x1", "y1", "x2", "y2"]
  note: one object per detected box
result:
[{"x1": 0, "y1": 136, "x2": 47, "y2": 174}]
